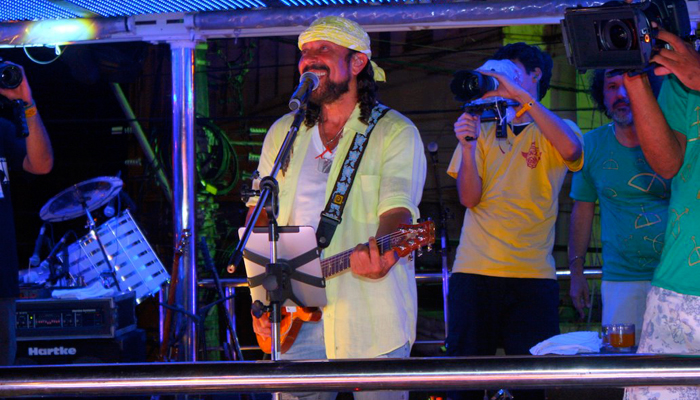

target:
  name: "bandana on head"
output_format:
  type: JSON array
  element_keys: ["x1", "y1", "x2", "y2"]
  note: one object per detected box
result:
[{"x1": 298, "y1": 16, "x2": 386, "y2": 82}]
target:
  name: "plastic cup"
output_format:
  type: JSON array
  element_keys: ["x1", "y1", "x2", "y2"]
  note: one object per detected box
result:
[{"x1": 609, "y1": 323, "x2": 635, "y2": 352}]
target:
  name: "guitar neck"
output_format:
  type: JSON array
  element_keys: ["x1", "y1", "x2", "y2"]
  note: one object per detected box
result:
[{"x1": 320, "y1": 233, "x2": 398, "y2": 278}]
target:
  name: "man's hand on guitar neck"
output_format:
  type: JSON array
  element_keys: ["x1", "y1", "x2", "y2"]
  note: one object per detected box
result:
[
  {"x1": 350, "y1": 236, "x2": 398, "y2": 279},
  {"x1": 350, "y1": 207, "x2": 412, "y2": 279}
]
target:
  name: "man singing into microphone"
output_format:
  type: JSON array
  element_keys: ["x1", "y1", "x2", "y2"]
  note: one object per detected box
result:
[
  {"x1": 247, "y1": 16, "x2": 426, "y2": 400},
  {"x1": 0, "y1": 62, "x2": 53, "y2": 366}
]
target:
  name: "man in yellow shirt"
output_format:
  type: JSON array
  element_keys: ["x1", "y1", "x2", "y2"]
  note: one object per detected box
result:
[
  {"x1": 446, "y1": 43, "x2": 583, "y2": 400},
  {"x1": 248, "y1": 16, "x2": 426, "y2": 400}
]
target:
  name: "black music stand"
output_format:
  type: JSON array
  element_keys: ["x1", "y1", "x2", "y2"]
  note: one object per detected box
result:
[{"x1": 240, "y1": 226, "x2": 326, "y2": 310}]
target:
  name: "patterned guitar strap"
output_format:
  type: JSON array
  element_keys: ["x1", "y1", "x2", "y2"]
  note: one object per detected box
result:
[{"x1": 316, "y1": 103, "x2": 391, "y2": 249}]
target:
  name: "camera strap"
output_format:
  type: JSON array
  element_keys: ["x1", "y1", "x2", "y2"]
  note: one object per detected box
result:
[{"x1": 316, "y1": 103, "x2": 391, "y2": 249}]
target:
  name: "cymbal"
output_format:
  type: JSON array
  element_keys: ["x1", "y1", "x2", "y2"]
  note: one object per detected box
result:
[{"x1": 40, "y1": 176, "x2": 123, "y2": 222}]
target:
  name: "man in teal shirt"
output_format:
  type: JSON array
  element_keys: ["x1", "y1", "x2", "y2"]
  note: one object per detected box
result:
[
  {"x1": 568, "y1": 69, "x2": 668, "y2": 343},
  {"x1": 624, "y1": 29, "x2": 700, "y2": 400}
]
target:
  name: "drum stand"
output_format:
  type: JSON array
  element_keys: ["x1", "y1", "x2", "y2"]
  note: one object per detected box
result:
[{"x1": 79, "y1": 197, "x2": 122, "y2": 292}]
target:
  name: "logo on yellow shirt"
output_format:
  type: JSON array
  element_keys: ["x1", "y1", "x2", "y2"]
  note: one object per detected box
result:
[{"x1": 521, "y1": 141, "x2": 542, "y2": 169}]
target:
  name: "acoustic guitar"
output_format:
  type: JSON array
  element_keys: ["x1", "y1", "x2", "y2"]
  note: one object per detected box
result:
[{"x1": 255, "y1": 221, "x2": 435, "y2": 354}]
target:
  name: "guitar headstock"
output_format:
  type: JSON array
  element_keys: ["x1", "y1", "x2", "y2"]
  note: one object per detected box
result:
[{"x1": 393, "y1": 221, "x2": 436, "y2": 258}]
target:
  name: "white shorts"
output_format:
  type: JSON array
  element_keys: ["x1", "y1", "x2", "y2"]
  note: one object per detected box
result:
[
  {"x1": 624, "y1": 286, "x2": 700, "y2": 400},
  {"x1": 601, "y1": 280, "x2": 652, "y2": 345}
]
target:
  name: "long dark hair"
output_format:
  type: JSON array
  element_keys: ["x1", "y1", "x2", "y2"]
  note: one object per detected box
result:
[{"x1": 304, "y1": 49, "x2": 378, "y2": 127}]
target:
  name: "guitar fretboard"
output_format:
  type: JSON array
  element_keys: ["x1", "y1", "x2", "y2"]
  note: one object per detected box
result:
[{"x1": 320, "y1": 232, "x2": 403, "y2": 278}]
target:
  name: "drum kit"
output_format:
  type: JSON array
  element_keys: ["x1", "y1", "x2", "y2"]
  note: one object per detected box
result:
[{"x1": 25, "y1": 176, "x2": 169, "y2": 304}]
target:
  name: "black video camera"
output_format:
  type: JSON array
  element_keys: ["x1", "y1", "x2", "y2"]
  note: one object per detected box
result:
[
  {"x1": 561, "y1": 0, "x2": 691, "y2": 72},
  {"x1": 0, "y1": 61, "x2": 22, "y2": 89},
  {"x1": 0, "y1": 60, "x2": 28, "y2": 137},
  {"x1": 450, "y1": 70, "x2": 499, "y2": 103},
  {"x1": 450, "y1": 65, "x2": 519, "y2": 139}
]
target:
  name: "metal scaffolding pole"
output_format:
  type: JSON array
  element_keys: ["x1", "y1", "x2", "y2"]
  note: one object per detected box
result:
[
  {"x1": 170, "y1": 39, "x2": 198, "y2": 362},
  {"x1": 110, "y1": 82, "x2": 173, "y2": 204}
]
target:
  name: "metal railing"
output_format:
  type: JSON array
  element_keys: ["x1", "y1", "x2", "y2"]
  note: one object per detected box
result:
[
  {"x1": 198, "y1": 268, "x2": 604, "y2": 289},
  {"x1": 1, "y1": 354, "x2": 699, "y2": 397}
]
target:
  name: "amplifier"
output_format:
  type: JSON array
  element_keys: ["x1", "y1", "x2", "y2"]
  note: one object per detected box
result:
[
  {"x1": 15, "y1": 328, "x2": 146, "y2": 365},
  {"x1": 16, "y1": 291, "x2": 136, "y2": 341}
]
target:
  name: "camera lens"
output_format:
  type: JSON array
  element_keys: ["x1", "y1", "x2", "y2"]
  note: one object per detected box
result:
[
  {"x1": 602, "y1": 19, "x2": 634, "y2": 51},
  {"x1": 0, "y1": 64, "x2": 22, "y2": 89},
  {"x1": 466, "y1": 74, "x2": 481, "y2": 94},
  {"x1": 451, "y1": 70, "x2": 498, "y2": 103}
]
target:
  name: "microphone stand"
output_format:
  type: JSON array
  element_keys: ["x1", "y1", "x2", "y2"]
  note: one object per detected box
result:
[
  {"x1": 430, "y1": 149, "x2": 451, "y2": 341},
  {"x1": 228, "y1": 92, "x2": 310, "y2": 362}
]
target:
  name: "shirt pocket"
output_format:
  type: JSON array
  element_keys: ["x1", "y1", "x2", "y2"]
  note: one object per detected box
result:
[{"x1": 358, "y1": 174, "x2": 380, "y2": 223}]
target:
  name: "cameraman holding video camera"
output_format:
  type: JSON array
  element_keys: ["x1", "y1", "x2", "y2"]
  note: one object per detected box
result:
[
  {"x1": 445, "y1": 43, "x2": 582, "y2": 400},
  {"x1": 560, "y1": 0, "x2": 700, "y2": 396},
  {"x1": 0, "y1": 61, "x2": 53, "y2": 366},
  {"x1": 622, "y1": 26, "x2": 700, "y2": 400}
]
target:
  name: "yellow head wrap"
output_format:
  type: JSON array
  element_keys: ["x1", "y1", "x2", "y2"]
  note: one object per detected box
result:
[{"x1": 298, "y1": 16, "x2": 386, "y2": 82}]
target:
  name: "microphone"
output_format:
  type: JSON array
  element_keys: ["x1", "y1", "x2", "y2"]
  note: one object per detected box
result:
[
  {"x1": 29, "y1": 223, "x2": 47, "y2": 267},
  {"x1": 427, "y1": 142, "x2": 439, "y2": 164},
  {"x1": 39, "y1": 232, "x2": 70, "y2": 270},
  {"x1": 104, "y1": 194, "x2": 117, "y2": 218},
  {"x1": 289, "y1": 71, "x2": 320, "y2": 111}
]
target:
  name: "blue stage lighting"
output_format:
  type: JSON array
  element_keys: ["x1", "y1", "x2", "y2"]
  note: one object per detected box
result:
[
  {"x1": 68, "y1": 0, "x2": 260, "y2": 17},
  {"x1": 0, "y1": 0, "x2": 78, "y2": 21}
]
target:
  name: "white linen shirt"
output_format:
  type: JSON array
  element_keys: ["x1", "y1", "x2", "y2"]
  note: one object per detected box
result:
[{"x1": 248, "y1": 103, "x2": 426, "y2": 358}]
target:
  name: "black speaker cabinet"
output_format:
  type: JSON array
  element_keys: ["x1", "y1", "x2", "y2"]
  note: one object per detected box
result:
[{"x1": 15, "y1": 328, "x2": 145, "y2": 365}]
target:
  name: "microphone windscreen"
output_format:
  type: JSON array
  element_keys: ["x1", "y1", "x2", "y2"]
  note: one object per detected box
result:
[
  {"x1": 300, "y1": 71, "x2": 320, "y2": 90},
  {"x1": 427, "y1": 142, "x2": 438, "y2": 154}
]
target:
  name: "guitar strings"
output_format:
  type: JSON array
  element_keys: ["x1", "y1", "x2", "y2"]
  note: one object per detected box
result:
[{"x1": 321, "y1": 231, "x2": 408, "y2": 276}]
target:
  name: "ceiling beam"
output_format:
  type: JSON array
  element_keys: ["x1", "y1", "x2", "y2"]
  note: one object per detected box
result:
[{"x1": 0, "y1": 1, "x2": 697, "y2": 47}]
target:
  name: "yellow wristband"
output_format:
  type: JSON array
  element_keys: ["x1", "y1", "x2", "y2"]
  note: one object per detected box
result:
[
  {"x1": 24, "y1": 104, "x2": 37, "y2": 118},
  {"x1": 515, "y1": 101, "x2": 534, "y2": 118}
]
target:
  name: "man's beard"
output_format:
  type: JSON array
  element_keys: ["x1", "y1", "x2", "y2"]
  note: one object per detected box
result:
[
  {"x1": 310, "y1": 72, "x2": 351, "y2": 105},
  {"x1": 608, "y1": 100, "x2": 633, "y2": 127}
]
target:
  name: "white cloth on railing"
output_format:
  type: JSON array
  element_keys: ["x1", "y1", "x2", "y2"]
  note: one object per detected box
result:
[{"x1": 530, "y1": 331, "x2": 602, "y2": 355}]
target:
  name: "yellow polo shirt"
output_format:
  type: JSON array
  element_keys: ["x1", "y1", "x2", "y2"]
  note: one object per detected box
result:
[
  {"x1": 447, "y1": 120, "x2": 583, "y2": 279},
  {"x1": 249, "y1": 104, "x2": 426, "y2": 358}
]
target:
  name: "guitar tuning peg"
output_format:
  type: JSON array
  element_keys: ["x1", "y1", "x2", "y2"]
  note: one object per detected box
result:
[
  {"x1": 417, "y1": 248, "x2": 423, "y2": 258},
  {"x1": 408, "y1": 253, "x2": 414, "y2": 262},
  {"x1": 427, "y1": 244, "x2": 432, "y2": 253}
]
